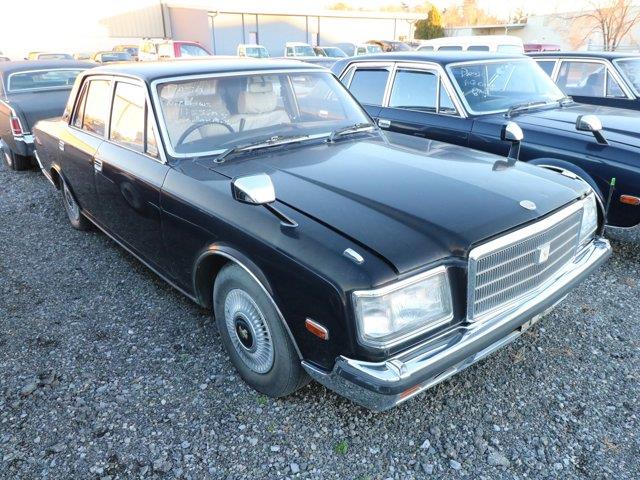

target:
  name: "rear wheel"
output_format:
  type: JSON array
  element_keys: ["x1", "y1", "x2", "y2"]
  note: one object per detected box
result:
[
  {"x1": 213, "y1": 263, "x2": 309, "y2": 398},
  {"x1": 61, "y1": 177, "x2": 91, "y2": 231},
  {"x1": 3, "y1": 147, "x2": 30, "y2": 171}
]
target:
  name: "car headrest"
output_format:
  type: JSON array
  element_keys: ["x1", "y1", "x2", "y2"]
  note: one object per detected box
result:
[
  {"x1": 237, "y1": 78, "x2": 277, "y2": 114},
  {"x1": 247, "y1": 78, "x2": 274, "y2": 93}
]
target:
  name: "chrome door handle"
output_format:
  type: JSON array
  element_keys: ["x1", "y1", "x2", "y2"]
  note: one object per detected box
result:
[
  {"x1": 94, "y1": 158, "x2": 103, "y2": 172},
  {"x1": 58, "y1": 140, "x2": 64, "y2": 151},
  {"x1": 378, "y1": 119, "x2": 391, "y2": 129}
]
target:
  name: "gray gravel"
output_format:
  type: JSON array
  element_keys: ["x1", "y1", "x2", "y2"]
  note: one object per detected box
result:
[{"x1": 1, "y1": 160, "x2": 639, "y2": 479}]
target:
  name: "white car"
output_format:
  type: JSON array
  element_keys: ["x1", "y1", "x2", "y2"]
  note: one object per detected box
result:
[{"x1": 416, "y1": 35, "x2": 524, "y2": 54}]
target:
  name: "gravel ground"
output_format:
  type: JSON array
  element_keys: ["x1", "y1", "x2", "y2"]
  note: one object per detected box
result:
[{"x1": 1, "y1": 159, "x2": 638, "y2": 480}]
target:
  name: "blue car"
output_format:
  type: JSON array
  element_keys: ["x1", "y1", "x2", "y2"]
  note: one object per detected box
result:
[
  {"x1": 332, "y1": 52, "x2": 640, "y2": 228},
  {"x1": 529, "y1": 51, "x2": 640, "y2": 111}
]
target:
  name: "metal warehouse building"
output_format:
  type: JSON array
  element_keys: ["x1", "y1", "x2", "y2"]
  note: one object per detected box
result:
[{"x1": 2, "y1": 1, "x2": 422, "y2": 61}]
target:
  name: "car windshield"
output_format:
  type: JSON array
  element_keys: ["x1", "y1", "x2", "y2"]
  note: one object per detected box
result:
[
  {"x1": 366, "y1": 45, "x2": 382, "y2": 53},
  {"x1": 448, "y1": 59, "x2": 565, "y2": 114},
  {"x1": 180, "y1": 44, "x2": 209, "y2": 57},
  {"x1": 100, "y1": 52, "x2": 131, "y2": 62},
  {"x1": 156, "y1": 71, "x2": 372, "y2": 156},
  {"x1": 614, "y1": 58, "x2": 640, "y2": 95},
  {"x1": 8, "y1": 69, "x2": 84, "y2": 92},
  {"x1": 246, "y1": 47, "x2": 269, "y2": 58},
  {"x1": 324, "y1": 47, "x2": 346, "y2": 58},
  {"x1": 294, "y1": 45, "x2": 316, "y2": 56}
]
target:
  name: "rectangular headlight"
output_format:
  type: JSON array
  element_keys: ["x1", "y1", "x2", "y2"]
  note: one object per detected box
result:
[
  {"x1": 352, "y1": 266, "x2": 453, "y2": 349},
  {"x1": 579, "y1": 193, "x2": 598, "y2": 246}
]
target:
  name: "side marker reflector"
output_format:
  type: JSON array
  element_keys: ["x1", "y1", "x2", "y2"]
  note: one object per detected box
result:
[
  {"x1": 305, "y1": 318, "x2": 329, "y2": 340},
  {"x1": 620, "y1": 195, "x2": 640, "y2": 206}
]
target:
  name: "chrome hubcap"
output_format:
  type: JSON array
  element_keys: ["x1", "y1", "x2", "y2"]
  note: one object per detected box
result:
[
  {"x1": 63, "y1": 183, "x2": 80, "y2": 220},
  {"x1": 224, "y1": 288, "x2": 274, "y2": 374}
]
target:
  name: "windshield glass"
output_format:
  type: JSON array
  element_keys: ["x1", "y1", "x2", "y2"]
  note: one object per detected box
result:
[
  {"x1": 156, "y1": 71, "x2": 371, "y2": 156},
  {"x1": 246, "y1": 47, "x2": 269, "y2": 58},
  {"x1": 294, "y1": 45, "x2": 315, "y2": 56},
  {"x1": 366, "y1": 45, "x2": 382, "y2": 53},
  {"x1": 324, "y1": 47, "x2": 347, "y2": 58},
  {"x1": 448, "y1": 59, "x2": 564, "y2": 114},
  {"x1": 179, "y1": 44, "x2": 209, "y2": 57},
  {"x1": 8, "y1": 69, "x2": 84, "y2": 92},
  {"x1": 615, "y1": 58, "x2": 640, "y2": 95}
]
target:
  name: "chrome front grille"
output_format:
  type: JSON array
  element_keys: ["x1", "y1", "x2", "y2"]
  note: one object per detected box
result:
[{"x1": 468, "y1": 203, "x2": 583, "y2": 321}]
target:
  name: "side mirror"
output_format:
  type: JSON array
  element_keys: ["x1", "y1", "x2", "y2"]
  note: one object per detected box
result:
[
  {"x1": 232, "y1": 173, "x2": 276, "y2": 205},
  {"x1": 576, "y1": 114, "x2": 608, "y2": 144},
  {"x1": 501, "y1": 121, "x2": 523, "y2": 161}
]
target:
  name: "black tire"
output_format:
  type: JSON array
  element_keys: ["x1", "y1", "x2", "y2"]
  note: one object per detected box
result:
[
  {"x1": 3, "y1": 147, "x2": 30, "y2": 171},
  {"x1": 60, "y1": 177, "x2": 91, "y2": 231},
  {"x1": 213, "y1": 263, "x2": 309, "y2": 398}
]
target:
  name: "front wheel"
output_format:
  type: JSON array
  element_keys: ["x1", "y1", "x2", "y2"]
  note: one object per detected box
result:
[
  {"x1": 61, "y1": 177, "x2": 91, "y2": 231},
  {"x1": 213, "y1": 263, "x2": 309, "y2": 398}
]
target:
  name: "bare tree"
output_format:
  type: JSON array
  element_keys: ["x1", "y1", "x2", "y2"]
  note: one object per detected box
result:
[{"x1": 573, "y1": 0, "x2": 640, "y2": 51}]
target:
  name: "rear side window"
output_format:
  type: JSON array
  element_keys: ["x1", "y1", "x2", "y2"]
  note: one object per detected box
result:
[
  {"x1": 78, "y1": 79, "x2": 111, "y2": 136},
  {"x1": 110, "y1": 82, "x2": 145, "y2": 152},
  {"x1": 467, "y1": 45, "x2": 489, "y2": 51},
  {"x1": 349, "y1": 69, "x2": 389, "y2": 105}
]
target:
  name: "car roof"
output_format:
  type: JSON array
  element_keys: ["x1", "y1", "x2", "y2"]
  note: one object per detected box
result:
[
  {"x1": 85, "y1": 58, "x2": 326, "y2": 82},
  {"x1": 336, "y1": 51, "x2": 527, "y2": 66},
  {"x1": 0, "y1": 60, "x2": 95, "y2": 75},
  {"x1": 529, "y1": 51, "x2": 640, "y2": 60}
]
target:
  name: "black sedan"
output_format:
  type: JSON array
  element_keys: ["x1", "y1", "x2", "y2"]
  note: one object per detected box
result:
[
  {"x1": 33, "y1": 59, "x2": 610, "y2": 410},
  {"x1": 530, "y1": 51, "x2": 640, "y2": 110},
  {"x1": 332, "y1": 52, "x2": 640, "y2": 229},
  {"x1": 0, "y1": 60, "x2": 93, "y2": 170}
]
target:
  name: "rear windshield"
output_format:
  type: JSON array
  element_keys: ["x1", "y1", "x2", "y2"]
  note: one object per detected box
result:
[{"x1": 8, "y1": 69, "x2": 84, "y2": 92}]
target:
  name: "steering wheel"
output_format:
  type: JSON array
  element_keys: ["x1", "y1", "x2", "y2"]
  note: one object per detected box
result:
[{"x1": 176, "y1": 120, "x2": 235, "y2": 147}]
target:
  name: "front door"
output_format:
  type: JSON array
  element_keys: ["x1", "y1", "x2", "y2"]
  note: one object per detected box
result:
[
  {"x1": 92, "y1": 80, "x2": 169, "y2": 271},
  {"x1": 376, "y1": 66, "x2": 473, "y2": 147}
]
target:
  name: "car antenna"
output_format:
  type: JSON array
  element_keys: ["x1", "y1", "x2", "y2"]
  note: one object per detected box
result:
[{"x1": 605, "y1": 177, "x2": 616, "y2": 222}]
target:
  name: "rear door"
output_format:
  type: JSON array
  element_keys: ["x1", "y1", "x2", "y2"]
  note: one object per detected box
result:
[
  {"x1": 92, "y1": 78, "x2": 169, "y2": 270},
  {"x1": 61, "y1": 77, "x2": 111, "y2": 215},
  {"x1": 377, "y1": 64, "x2": 473, "y2": 146}
]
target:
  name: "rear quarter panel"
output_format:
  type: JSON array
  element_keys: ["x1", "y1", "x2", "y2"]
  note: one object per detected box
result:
[{"x1": 33, "y1": 118, "x2": 66, "y2": 180}]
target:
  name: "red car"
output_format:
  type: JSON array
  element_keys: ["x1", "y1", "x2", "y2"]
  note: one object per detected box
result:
[
  {"x1": 138, "y1": 39, "x2": 211, "y2": 61},
  {"x1": 524, "y1": 43, "x2": 561, "y2": 53}
]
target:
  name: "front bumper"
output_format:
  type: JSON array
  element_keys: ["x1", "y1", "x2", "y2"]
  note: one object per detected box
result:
[{"x1": 303, "y1": 238, "x2": 611, "y2": 411}]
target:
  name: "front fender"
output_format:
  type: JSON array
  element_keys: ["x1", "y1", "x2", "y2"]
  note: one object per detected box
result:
[{"x1": 528, "y1": 158, "x2": 604, "y2": 199}]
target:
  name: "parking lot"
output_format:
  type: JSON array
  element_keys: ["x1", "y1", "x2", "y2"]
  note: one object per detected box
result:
[{"x1": 0, "y1": 158, "x2": 638, "y2": 479}]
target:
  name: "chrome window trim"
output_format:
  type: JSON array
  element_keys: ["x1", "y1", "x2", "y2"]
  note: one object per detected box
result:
[
  {"x1": 149, "y1": 68, "x2": 331, "y2": 159},
  {"x1": 352, "y1": 265, "x2": 454, "y2": 350},
  {"x1": 445, "y1": 57, "x2": 564, "y2": 116},
  {"x1": 339, "y1": 62, "x2": 394, "y2": 107},
  {"x1": 555, "y1": 58, "x2": 634, "y2": 100},
  {"x1": 6, "y1": 68, "x2": 84, "y2": 93},
  {"x1": 466, "y1": 199, "x2": 585, "y2": 323},
  {"x1": 612, "y1": 57, "x2": 640, "y2": 97}
]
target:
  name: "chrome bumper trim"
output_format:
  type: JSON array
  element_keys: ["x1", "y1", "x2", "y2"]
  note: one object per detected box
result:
[
  {"x1": 303, "y1": 237, "x2": 611, "y2": 411},
  {"x1": 15, "y1": 134, "x2": 34, "y2": 144}
]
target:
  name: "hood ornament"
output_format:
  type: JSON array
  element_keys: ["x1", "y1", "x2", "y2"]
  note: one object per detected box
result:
[{"x1": 520, "y1": 200, "x2": 537, "y2": 211}]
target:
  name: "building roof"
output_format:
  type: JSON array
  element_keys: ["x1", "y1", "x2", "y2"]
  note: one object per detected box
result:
[
  {"x1": 87, "y1": 57, "x2": 325, "y2": 82},
  {"x1": 528, "y1": 51, "x2": 640, "y2": 60}
]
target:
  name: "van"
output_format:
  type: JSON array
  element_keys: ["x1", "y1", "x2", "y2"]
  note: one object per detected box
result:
[{"x1": 416, "y1": 35, "x2": 524, "y2": 54}]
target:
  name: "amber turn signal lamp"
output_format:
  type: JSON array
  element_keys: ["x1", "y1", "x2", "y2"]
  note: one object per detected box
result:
[
  {"x1": 305, "y1": 318, "x2": 329, "y2": 340},
  {"x1": 620, "y1": 195, "x2": 640, "y2": 206}
]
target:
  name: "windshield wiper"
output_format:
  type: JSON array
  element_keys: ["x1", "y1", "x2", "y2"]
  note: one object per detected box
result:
[
  {"x1": 214, "y1": 134, "x2": 313, "y2": 163},
  {"x1": 327, "y1": 122, "x2": 376, "y2": 143},
  {"x1": 506, "y1": 101, "x2": 552, "y2": 117}
]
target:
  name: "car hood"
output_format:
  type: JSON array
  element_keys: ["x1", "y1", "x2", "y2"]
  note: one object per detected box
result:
[
  {"x1": 512, "y1": 103, "x2": 640, "y2": 148},
  {"x1": 211, "y1": 138, "x2": 587, "y2": 273}
]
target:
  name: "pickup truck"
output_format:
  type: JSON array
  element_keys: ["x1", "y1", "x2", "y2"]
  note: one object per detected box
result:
[{"x1": 0, "y1": 60, "x2": 92, "y2": 170}]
